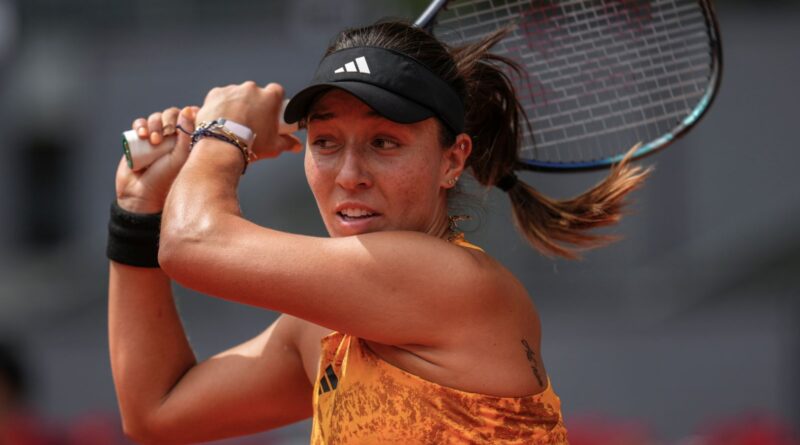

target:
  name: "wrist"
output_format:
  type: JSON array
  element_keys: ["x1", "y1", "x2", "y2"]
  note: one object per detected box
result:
[
  {"x1": 191, "y1": 138, "x2": 248, "y2": 172},
  {"x1": 116, "y1": 196, "x2": 164, "y2": 214},
  {"x1": 190, "y1": 119, "x2": 257, "y2": 174},
  {"x1": 107, "y1": 201, "x2": 161, "y2": 268}
]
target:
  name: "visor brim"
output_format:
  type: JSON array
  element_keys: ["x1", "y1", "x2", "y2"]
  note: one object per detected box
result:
[{"x1": 284, "y1": 82, "x2": 435, "y2": 126}]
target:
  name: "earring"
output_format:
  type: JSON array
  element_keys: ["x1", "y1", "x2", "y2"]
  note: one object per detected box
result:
[{"x1": 447, "y1": 176, "x2": 459, "y2": 186}]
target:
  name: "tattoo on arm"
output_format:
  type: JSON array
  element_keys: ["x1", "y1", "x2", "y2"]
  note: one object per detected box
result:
[{"x1": 521, "y1": 339, "x2": 545, "y2": 387}]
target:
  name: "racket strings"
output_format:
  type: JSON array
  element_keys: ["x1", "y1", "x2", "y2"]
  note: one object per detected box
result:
[{"x1": 433, "y1": 0, "x2": 717, "y2": 167}]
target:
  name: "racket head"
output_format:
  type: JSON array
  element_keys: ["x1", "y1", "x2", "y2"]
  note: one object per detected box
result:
[{"x1": 417, "y1": 0, "x2": 723, "y2": 171}]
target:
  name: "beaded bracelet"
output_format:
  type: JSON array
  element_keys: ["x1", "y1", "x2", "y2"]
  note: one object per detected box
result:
[{"x1": 190, "y1": 122, "x2": 255, "y2": 174}]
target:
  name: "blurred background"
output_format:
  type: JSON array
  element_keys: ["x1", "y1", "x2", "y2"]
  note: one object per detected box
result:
[{"x1": 0, "y1": 0, "x2": 798, "y2": 444}]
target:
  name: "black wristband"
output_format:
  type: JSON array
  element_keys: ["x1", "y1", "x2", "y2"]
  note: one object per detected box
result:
[{"x1": 106, "y1": 201, "x2": 162, "y2": 268}]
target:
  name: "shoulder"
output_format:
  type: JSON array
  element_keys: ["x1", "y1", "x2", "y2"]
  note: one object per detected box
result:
[
  {"x1": 439, "y1": 237, "x2": 540, "y2": 346},
  {"x1": 449, "y1": 235, "x2": 531, "y2": 309},
  {"x1": 376, "y1": 230, "x2": 530, "y2": 309}
]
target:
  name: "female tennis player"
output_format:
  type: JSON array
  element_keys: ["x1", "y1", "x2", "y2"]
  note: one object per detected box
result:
[{"x1": 108, "y1": 21, "x2": 648, "y2": 444}]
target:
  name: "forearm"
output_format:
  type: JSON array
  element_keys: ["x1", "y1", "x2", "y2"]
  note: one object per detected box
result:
[
  {"x1": 162, "y1": 138, "x2": 245, "y2": 232},
  {"x1": 159, "y1": 139, "x2": 251, "y2": 285},
  {"x1": 159, "y1": 85, "x2": 298, "y2": 283},
  {"x1": 108, "y1": 261, "x2": 196, "y2": 438}
]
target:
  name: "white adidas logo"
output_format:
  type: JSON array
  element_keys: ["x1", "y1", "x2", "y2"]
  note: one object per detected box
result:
[{"x1": 334, "y1": 56, "x2": 371, "y2": 74}]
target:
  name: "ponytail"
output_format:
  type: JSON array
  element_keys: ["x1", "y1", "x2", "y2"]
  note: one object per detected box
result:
[
  {"x1": 453, "y1": 29, "x2": 652, "y2": 259},
  {"x1": 505, "y1": 147, "x2": 651, "y2": 259}
]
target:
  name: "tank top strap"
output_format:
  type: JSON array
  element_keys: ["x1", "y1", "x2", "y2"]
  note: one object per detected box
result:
[{"x1": 448, "y1": 231, "x2": 484, "y2": 252}]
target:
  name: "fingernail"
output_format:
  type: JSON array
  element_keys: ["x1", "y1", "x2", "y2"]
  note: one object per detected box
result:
[
  {"x1": 138, "y1": 127, "x2": 148, "y2": 137},
  {"x1": 150, "y1": 132, "x2": 162, "y2": 144},
  {"x1": 162, "y1": 125, "x2": 175, "y2": 136}
]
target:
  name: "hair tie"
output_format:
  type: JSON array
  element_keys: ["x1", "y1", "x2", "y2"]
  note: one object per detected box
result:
[{"x1": 496, "y1": 173, "x2": 518, "y2": 192}]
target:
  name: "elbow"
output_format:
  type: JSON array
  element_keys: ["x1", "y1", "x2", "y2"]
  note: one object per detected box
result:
[
  {"x1": 120, "y1": 412, "x2": 158, "y2": 444},
  {"x1": 158, "y1": 227, "x2": 183, "y2": 277},
  {"x1": 121, "y1": 413, "x2": 181, "y2": 445},
  {"x1": 157, "y1": 228, "x2": 185, "y2": 276},
  {"x1": 158, "y1": 214, "x2": 212, "y2": 276},
  {"x1": 122, "y1": 421, "x2": 148, "y2": 444}
]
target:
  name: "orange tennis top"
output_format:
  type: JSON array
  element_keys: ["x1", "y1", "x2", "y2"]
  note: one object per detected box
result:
[{"x1": 309, "y1": 235, "x2": 569, "y2": 444}]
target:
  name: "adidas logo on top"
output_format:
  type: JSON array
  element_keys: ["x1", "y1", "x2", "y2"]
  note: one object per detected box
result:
[{"x1": 334, "y1": 56, "x2": 371, "y2": 74}]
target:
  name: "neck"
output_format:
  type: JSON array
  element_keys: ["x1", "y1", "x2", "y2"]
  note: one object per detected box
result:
[{"x1": 425, "y1": 203, "x2": 452, "y2": 241}]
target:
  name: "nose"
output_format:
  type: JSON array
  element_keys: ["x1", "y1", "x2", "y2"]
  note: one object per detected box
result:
[{"x1": 335, "y1": 146, "x2": 372, "y2": 191}]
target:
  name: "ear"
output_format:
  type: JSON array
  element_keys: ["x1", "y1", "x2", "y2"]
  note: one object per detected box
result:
[{"x1": 441, "y1": 133, "x2": 472, "y2": 189}]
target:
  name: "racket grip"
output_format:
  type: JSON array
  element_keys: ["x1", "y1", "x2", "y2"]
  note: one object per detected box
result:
[{"x1": 122, "y1": 98, "x2": 299, "y2": 171}]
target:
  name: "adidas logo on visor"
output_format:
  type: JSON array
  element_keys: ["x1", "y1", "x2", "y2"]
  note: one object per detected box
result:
[{"x1": 333, "y1": 56, "x2": 370, "y2": 74}]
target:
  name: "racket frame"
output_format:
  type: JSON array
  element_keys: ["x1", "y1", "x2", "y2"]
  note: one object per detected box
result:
[{"x1": 415, "y1": 0, "x2": 724, "y2": 172}]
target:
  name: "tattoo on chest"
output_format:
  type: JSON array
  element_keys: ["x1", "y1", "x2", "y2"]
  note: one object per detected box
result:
[{"x1": 521, "y1": 339, "x2": 545, "y2": 387}]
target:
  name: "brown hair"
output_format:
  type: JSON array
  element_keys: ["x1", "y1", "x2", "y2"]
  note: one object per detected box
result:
[{"x1": 325, "y1": 21, "x2": 651, "y2": 260}]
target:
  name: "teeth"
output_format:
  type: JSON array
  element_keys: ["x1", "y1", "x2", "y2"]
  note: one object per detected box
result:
[{"x1": 340, "y1": 208, "x2": 375, "y2": 218}]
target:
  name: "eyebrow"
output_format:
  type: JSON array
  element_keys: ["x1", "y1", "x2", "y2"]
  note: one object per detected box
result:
[{"x1": 307, "y1": 109, "x2": 383, "y2": 122}]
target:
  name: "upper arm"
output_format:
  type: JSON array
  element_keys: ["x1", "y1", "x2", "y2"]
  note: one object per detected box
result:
[
  {"x1": 160, "y1": 218, "x2": 507, "y2": 347},
  {"x1": 143, "y1": 314, "x2": 313, "y2": 444}
]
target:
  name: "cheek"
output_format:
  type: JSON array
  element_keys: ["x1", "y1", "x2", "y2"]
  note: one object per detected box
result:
[
  {"x1": 303, "y1": 149, "x2": 314, "y2": 183},
  {"x1": 384, "y1": 158, "x2": 442, "y2": 212},
  {"x1": 304, "y1": 150, "x2": 328, "y2": 200}
]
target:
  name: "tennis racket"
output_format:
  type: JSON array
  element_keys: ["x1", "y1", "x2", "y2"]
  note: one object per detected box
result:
[
  {"x1": 416, "y1": 0, "x2": 722, "y2": 171},
  {"x1": 125, "y1": 0, "x2": 721, "y2": 172}
]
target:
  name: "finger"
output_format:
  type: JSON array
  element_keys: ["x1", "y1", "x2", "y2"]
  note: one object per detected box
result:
[
  {"x1": 161, "y1": 107, "x2": 181, "y2": 137},
  {"x1": 147, "y1": 112, "x2": 164, "y2": 145},
  {"x1": 171, "y1": 106, "x2": 196, "y2": 162},
  {"x1": 263, "y1": 83, "x2": 285, "y2": 107},
  {"x1": 291, "y1": 142, "x2": 304, "y2": 153},
  {"x1": 264, "y1": 83, "x2": 285, "y2": 115},
  {"x1": 257, "y1": 83, "x2": 286, "y2": 144},
  {"x1": 276, "y1": 134, "x2": 302, "y2": 153},
  {"x1": 132, "y1": 118, "x2": 148, "y2": 138}
]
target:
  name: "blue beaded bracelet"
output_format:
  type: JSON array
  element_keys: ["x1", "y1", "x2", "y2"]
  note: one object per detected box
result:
[{"x1": 190, "y1": 128, "x2": 250, "y2": 174}]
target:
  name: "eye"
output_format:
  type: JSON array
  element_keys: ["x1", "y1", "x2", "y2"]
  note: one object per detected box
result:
[
  {"x1": 310, "y1": 137, "x2": 339, "y2": 151},
  {"x1": 372, "y1": 137, "x2": 400, "y2": 150}
]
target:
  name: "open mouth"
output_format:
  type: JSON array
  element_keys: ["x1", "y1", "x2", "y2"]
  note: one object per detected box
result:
[{"x1": 337, "y1": 208, "x2": 380, "y2": 221}]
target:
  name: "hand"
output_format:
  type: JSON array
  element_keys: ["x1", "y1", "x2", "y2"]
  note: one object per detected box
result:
[
  {"x1": 115, "y1": 106, "x2": 199, "y2": 213},
  {"x1": 195, "y1": 82, "x2": 301, "y2": 160}
]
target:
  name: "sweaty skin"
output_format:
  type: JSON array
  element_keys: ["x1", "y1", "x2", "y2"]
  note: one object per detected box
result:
[{"x1": 110, "y1": 83, "x2": 551, "y2": 444}]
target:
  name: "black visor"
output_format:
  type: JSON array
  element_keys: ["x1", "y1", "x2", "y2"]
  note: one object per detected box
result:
[{"x1": 284, "y1": 46, "x2": 465, "y2": 134}]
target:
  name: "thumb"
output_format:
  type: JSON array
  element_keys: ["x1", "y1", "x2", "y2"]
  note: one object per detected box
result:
[{"x1": 276, "y1": 134, "x2": 303, "y2": 153}]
